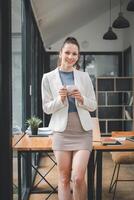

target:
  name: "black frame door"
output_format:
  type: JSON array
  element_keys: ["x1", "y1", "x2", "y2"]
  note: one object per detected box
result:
[{"x1": 0, "y1": 0, "x2": 13, "y2": 200}]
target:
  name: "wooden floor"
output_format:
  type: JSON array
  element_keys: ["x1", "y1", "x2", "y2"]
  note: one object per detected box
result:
[{"x1": 13, "y1": 152, "x2": 134, "y2": 200}]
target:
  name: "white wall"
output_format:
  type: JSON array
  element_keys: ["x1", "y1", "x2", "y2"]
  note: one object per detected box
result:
[
  {"x1": 49, "y1": 4, "x2": 134, "y2": 73},
  {"x1": 123, "y1": 10, "x2": 134, "y2": 74},
  {"x1": 50, "y1": 6, "x2": 124, "y2": 52}
]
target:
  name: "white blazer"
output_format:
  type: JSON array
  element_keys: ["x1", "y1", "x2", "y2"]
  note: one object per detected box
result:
[{"x1": 41, "y1": 68, "x2": 97, "y2": 132}]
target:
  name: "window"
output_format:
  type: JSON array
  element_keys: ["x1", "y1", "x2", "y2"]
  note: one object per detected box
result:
[
  {"x1": 12, "y1": 0, "x2": 22, "y2": 133},
  {"x1": 12, "y1": 0, "x2": 22, "y2": 199}
]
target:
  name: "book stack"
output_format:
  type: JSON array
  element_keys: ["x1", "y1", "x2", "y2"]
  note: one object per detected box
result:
[{"x1": 26, "y1": 127, "x2": 53, "y2": 137}]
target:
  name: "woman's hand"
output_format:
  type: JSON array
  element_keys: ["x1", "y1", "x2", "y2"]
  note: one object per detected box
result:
[
  {"x1": 68, "y1": 89, "x2": 84, "y2": 105},
  {"x1": 59, "y1": 86, "x2": 68, "y2": 103}
]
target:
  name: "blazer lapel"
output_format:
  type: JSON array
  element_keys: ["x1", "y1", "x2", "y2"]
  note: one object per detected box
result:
[
  {"x1": 54, "y1": 68, "x2": 63, "y2": 90},
  {"x1": 73, "y1": 69, "x2": 80, "y2": 90}
]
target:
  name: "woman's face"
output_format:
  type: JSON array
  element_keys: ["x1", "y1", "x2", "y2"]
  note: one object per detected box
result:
[{"x1": 60, "y1": 43, "x2": 79, "y2": 68}]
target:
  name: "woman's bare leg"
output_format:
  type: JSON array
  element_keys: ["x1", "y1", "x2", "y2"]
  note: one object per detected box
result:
[
  {"x1": 72, "y1": 150, "x2": 90, "y2": 200},
  {"x1": 54, "y1": 151, "x2": 73, "y2": 200}
]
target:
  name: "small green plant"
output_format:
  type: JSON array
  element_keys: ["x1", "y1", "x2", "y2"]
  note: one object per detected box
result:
[{"x1": 26, "y1": 116, "x2": 42, "y2": 132}]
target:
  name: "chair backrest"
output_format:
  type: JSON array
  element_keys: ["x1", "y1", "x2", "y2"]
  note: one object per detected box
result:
[
  {"x1": 112, "y1": 131, "x2": 134, "y2": 137},
  {"x1": 91, "y1": 117, "x2": 101, "y2": 142}
]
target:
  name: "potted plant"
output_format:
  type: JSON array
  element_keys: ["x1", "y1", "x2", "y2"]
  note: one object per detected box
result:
[{"x1": 26, "y1": 116, "x2": 42, "y2": 135}]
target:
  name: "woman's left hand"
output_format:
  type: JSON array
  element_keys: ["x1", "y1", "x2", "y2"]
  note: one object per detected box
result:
[{"x1": 68, "y1": 89, "x2": 84, "y2": 105}]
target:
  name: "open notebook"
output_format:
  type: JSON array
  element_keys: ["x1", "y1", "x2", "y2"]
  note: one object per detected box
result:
[{"x1": 101, "y1": 137, "x2": 122, "y2": 145}]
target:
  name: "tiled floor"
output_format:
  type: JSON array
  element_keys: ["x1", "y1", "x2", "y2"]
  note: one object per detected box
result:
[{"x1": 13, "y1": 152, "x2": 134, "y2": 200}]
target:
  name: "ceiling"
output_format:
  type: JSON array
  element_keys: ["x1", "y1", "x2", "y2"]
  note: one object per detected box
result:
[{"x1": 30, "y1": 0, "x2": 127, "y2": 48}]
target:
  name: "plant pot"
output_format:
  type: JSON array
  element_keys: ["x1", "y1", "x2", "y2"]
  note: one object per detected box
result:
[{"x1": 31, "y1": 128, "x2": 38, "y2": 135}]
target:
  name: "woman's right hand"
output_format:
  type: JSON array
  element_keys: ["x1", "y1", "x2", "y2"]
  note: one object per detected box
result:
[{"x1": 59, "y1": 86, "x2": 68, "y2": 103}]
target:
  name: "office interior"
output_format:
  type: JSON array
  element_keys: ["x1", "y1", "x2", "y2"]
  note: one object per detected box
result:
[{"x1": 0, "y1": 0, "x2": 134, "y2": 200}]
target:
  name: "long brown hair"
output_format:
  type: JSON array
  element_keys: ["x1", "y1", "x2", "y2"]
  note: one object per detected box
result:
[{"x1": 57, "y1": 37, "x2": 80, "y2": 67}]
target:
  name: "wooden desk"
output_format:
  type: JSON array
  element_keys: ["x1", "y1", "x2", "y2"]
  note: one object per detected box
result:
[
  {"x1": 13, "y1": 132, "x2": 134, "y2": 200},
  {"x1": 13, "y1": 134, "x2": 98, "y2": 200},
  {"x1": 14, "y1": 134, "x2": 52, "y2": 151},
  {"x1": 93, "y1": 135, "x2": 134, "y2": 200},
  {"x1": 13, "y1": 134, "x2": 56, "y2": 200},
  {"x1": 12, "y1": 133, "x2": 25, "y2": 147}
]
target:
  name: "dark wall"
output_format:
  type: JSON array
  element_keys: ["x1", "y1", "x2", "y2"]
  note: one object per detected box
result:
[{"x1": 0, "y1": 0, "x2": 12, "y2": 200}]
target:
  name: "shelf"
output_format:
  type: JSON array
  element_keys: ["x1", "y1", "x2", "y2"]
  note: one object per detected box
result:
[
  {"x1": 96, "y1": 77, "x2": 133, "y2": 135},
  {"x1": 97, "y1": 79, "x2": 114, "y2": 91},
  {"x1": 116, "y1": 78, "x2": 132, "y2": 91},
  {"x1": 98, "y1": 106, "x2": 123, "y2": 119}
]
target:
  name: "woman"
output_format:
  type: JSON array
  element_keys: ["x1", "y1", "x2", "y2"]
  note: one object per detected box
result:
[{"x1": 41, "y1": 37, "x2": 97, "y2": 200}]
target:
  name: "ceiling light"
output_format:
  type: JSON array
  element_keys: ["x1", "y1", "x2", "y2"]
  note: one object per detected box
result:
[
  {"x1": 127, "y1": 0, "x2": 134, "y2": 11},
  {"x1": 112, "y1": 0, "x2": 130, "y2": 28},
  {"x1": 103, "y1": 27, "x2": 117, "y2": 40},
  {"x1": 103, "y1": 0, "x2": 117, "y2": 40}
]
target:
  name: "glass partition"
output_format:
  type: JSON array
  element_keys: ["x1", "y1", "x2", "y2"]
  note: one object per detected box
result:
[
  {"x1": 12, "y1": 0, "x2": 22, "y2": 134},
  {"x1": 12, "y1": 0, "x2": 22, "y2": 199}
]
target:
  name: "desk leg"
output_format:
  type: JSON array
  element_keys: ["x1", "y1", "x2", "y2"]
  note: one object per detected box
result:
[
  {"x1": 18, "y1": 152, "x2": 32, "y2": 200},
  {"x1": 26, "y1": 152, "x2": 32, "y2": 189},
  {"x1": 18, "y1": 152, "x2": 21, "y2": 200},
  {"x1": 88, "y1": 150, "x2": 95, "y2": 200},
  {"x1": 96, "y1": 151, "x2": 102, "y2": 200}
]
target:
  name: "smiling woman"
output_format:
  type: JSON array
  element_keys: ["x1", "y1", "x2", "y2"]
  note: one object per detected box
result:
[
  {"x1": 57, "y1": 37, "x2": 80, "y2": 72},
  {"x1": 58, "y1": 43, "x2": 79, "y2": 71},
  {"x1": 41, "y1": 37, "x2": 97, "y2": 200}
]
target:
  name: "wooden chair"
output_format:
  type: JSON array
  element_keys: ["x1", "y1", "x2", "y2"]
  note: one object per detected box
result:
[
  {"x1": 109, "y1": 131, "x2": 134, "y2": 200},
  {"x1": 91, "y1": 117, "x2": 101, "y2": 142}
]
